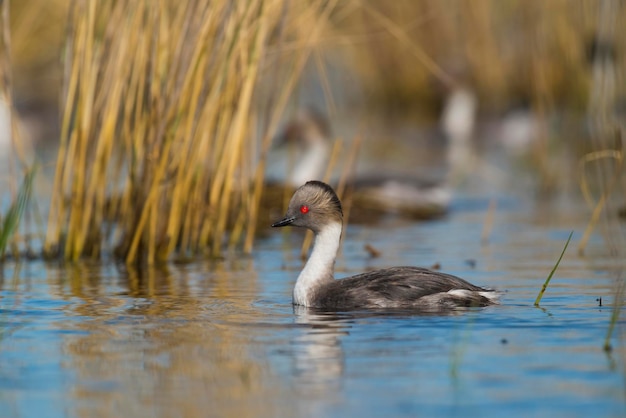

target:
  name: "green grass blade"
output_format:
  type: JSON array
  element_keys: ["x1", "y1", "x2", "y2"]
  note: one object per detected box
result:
[
  {"x1": 534, "y1": 230, "x2": 574, "y2": 307},
  {"x1": 0, "y1": 166, "x2": 37, "y2": 257}
]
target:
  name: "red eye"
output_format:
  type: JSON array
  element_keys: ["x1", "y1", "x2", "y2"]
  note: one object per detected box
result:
[{"x1": 300, "y1": 205, "x2": 309, "y2": 214}]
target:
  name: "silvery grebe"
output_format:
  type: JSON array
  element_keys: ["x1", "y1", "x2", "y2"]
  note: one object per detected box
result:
[
  {"x1": 272, "y1": 180, "x2": 499, "y2": 310},
  {"x1": 274, "y1": 89, "x2": 477, "y2": 219},
  {"x1": 275, "y1": 107, "x2": 332, "y2": 188}
]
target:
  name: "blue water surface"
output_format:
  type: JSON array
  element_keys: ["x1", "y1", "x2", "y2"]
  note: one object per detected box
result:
[{"x1": 0, "y1": 189, "x2": 625, "y2": 418}]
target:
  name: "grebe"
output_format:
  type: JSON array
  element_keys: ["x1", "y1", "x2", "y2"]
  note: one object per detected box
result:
[
  {"x1": 275, "y1": 107, "x2": 332, "y2": 188},
  {"x1": 274, "y1": 89, "x2": 477, "y2": 218},
  {"x1": 272, "y1": 180, "x2": 499, "y2": 310}
]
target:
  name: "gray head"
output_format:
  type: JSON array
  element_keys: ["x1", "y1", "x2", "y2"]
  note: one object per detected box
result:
[
  {"x1": 276, "y1": 107, "x2": 332, "y2": 148},
  {"x1": 272, "y1": 181, "x2": 343, "y2": 233}
]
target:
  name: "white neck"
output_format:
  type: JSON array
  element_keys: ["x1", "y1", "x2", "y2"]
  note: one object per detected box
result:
[
  {"x1": 441, "y1": 88, "x2": 476, "y2": 146},
  {"x1": 442, "y1": 89, "x2": 477, "y2": 180},
  {"x1": 293, "y1": 221, "x2": 342, "y2": 307},
  {"x1": 289, "y1": 137, "x2": 330, "y2": 187}
]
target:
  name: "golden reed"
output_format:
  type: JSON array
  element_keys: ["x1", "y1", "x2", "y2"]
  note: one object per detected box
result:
[{"x1": 43, "y1": 0, "x2": 336, "y2": 263}]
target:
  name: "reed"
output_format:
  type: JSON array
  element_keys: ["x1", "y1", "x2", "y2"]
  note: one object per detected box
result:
[
  {"x1": 0, "y1": 166, "x2": 36, "y2": 259},
  {"x1": 534, "y1": 230, "x2": 573, "y2": 307},
  {"x1": 11, "y1": 1, "x2": 620, "y2": 123},
  {"x1": 580, "y1": 0, "x2": 625, "y2": 352},
  {"x1": 603, "y1": 273, "x2": 624, "y2": 353},
  {"x1": 0, "y1": 0, "x2": 41, "y2": 260},
  {"x1": 577, "y1": 148, "x2": 623, "y2": 255},
  {"x1": 4, "y1": 0, "x2": 625, "y2": 264},
  {"x1": 42, "y1": 0, "x2": 335, "y2": 263},
  {"x1": 340, "y1": 0, "x2": 606, "y2": 112}
]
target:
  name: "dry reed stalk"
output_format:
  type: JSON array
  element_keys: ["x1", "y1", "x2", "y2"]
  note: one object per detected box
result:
[
  {"x1": 577, "y1": 149, "x2": 623, "y2": 255},
  {"x1": 43, "y1": 0, "x2": 335, "y2": 263},
  {"x1": 335, "y1": 132, "x2": 364, "y2": 228},
  {"x1": 339, "y1": 0, "x2": 608, "y2": 112},
  {"x1": 0, "y1": 0, "x2": 42, "y2": 257},
  {"x1": 357, "y1": 1, "x2": 454, "y2": 88},
  {"x1": 243, "y1": 0, "x2": 339, "y2": 253},
  {"x1": 583, "y1": 0, "x2": 626, "y2": 351},
  {"x1": 336, "y1": 134, "x2": 363, "y2": 197}
]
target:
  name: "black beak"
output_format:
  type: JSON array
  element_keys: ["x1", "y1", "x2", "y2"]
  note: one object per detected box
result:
[{"x1": 272, "y1": 216, "x2": 296, "y2": 228}]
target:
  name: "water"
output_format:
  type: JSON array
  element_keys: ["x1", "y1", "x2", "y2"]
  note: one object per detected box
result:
[{"x1": 1, "y1": 184, "x2": 625, "y2": 418}]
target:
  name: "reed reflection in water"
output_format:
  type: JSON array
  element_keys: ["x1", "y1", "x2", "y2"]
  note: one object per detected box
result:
[{"x1": 1, "y1": 261, "x2": 300, "y2": 417}]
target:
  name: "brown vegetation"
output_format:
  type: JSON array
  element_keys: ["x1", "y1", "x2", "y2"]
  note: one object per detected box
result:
[{"x1": 0, "y1": 0, "x2": 624, "y2": 265}]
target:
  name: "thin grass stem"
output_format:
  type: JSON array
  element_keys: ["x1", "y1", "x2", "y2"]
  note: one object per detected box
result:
[{"x1": 534, "y1": 230, "x2": 574, "y2": 307}]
